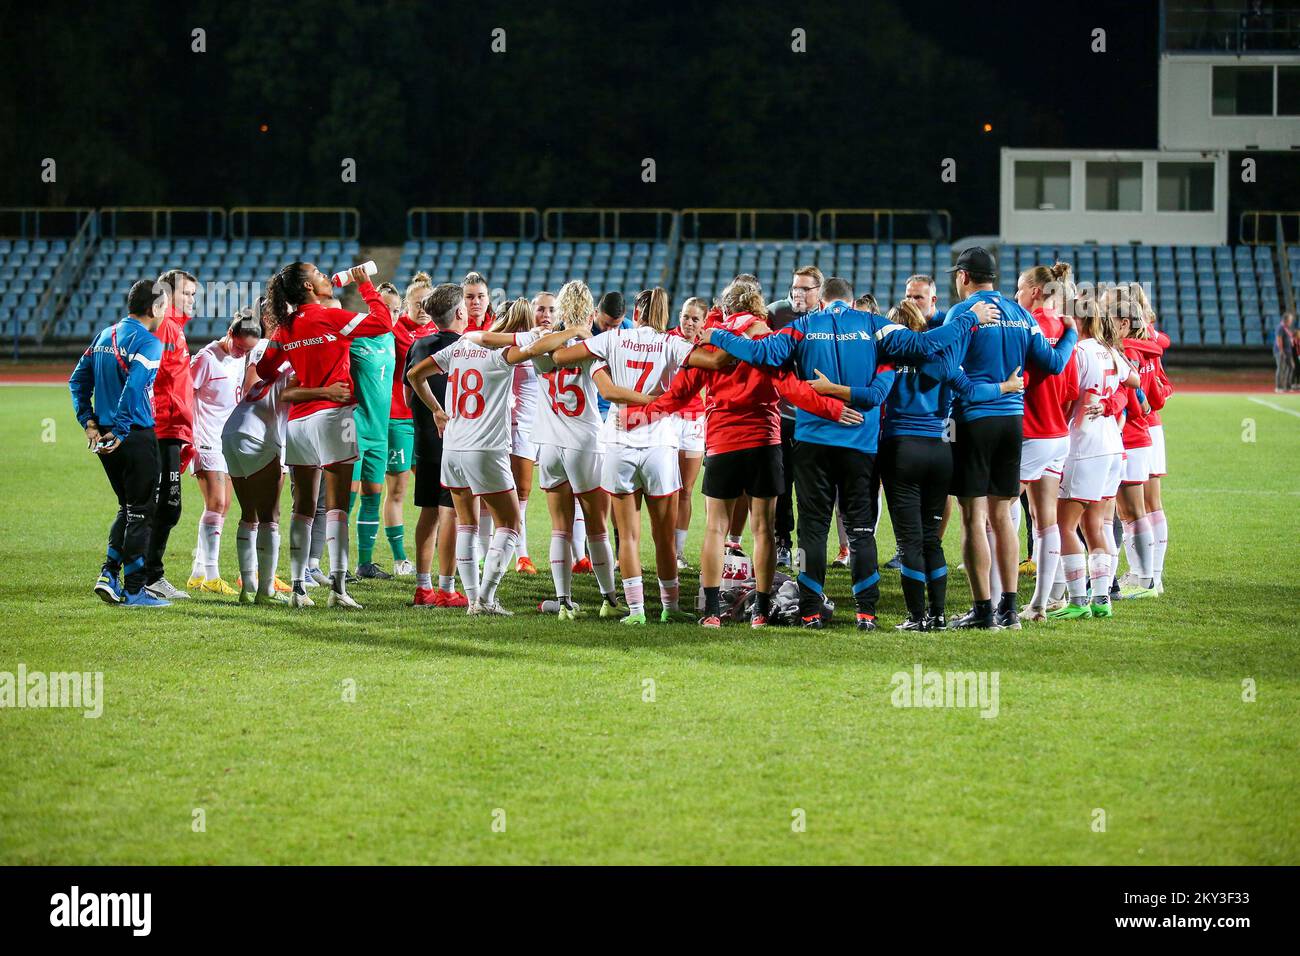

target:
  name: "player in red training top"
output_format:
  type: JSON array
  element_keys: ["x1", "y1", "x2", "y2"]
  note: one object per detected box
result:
[
  {"x1": 461, "y1": 271, "x2": 493, "y2": 333},
  {"x1": 1013, "y1": 263, "x2": 1080, "y2": 621},
  {"x1": 142, "y1": 268, "x2": 199, "y2": 601},
  {"x1": 1111, "y1": 287, "x2": 1171, "y2": 598},
  {"x1": 668, "y1": 297, "x2": 709, "y2": 570},
  {"x1": 1130, "y1": 283, "x2": 1174, "y2": 595},
  {"x1": 383, "y1": 271, "x2": 436, "y2": 577},
  {"x1": 624, "y1": 281, "x2": 862, "y2": 629},
  {"x1": 255, "y1": 262, "x2": 393, "y2": 609}
]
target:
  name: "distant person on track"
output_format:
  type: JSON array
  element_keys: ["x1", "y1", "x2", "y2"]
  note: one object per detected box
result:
[{"x1": 1277, "y1": 313, "x2": 1295, "y2": 394}]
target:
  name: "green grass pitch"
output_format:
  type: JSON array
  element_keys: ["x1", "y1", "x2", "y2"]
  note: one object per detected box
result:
[{"x1": 1, "y1": 386, "x2": 1297, "y2": 864}]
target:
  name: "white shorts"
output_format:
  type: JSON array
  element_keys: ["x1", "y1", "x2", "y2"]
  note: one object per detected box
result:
[
  {"x1": 1059, "y1": 453, "x2": 1125, "y2": 503},
  {"x1": 194, "y1": 443, "x2": 228, "y2": 475},
  {"x1": 285, "y1": 406, "x2": 358, "y2": 468},
  {"x1": 221, "y1": 434, "x2": 280, "y2": 479},
  {"x1": 602, "y1": 444, "x2": 680, "y2": 498},
  {"x1": 537, "y1": 444, "x2": 603, "y2": 495},
  {"x1": 441, "y1": 448, "x2": 515, "y2": 497},
  {"x1": 1020, "y1": 436, "x2": 1068, "y2": 482},
  {"x1": 511, "y1": 427, "x2": 537, "y2": 460},
  {"x1": 1121, "y1": 444, "x2": 1152, "y2": 485},
  {"x1": 676, "y1": 415, "x2": 705, "y2": 456},
  {"x1": 1149, "y1": 425, "x2": 1167, "y2": 477}
]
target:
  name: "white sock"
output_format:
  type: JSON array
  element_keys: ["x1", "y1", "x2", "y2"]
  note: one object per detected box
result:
[
  {"x1": 417, "y1": 572, "x2": 432, "y2": 590},
  {"x1": 481, "y1": 528, "x2": 519, "y2": 604},
  {"x1": 623, "y1": 574, "x2": 644, "y2": 615},
  {"x1": 456, "y1": 525, "x2": 480, "y2": 603},
  {"x1": 1122, "y1": 519, "x2": 1141, "y2": 578},
  {"x1": 1051, "y1": 551, "x2": 1069, "y2": 602},
  {"x1": 290, "y1": 516, "x2": 313, "y2": 587},
  {"x1": 438, "y1": 574, "x2": 455, "y2": 593},
  {"x1": 1063, "y1": 551, "x2": 1087, "y2": 602},
  {"x1": 517, "y1": 504, "x2": 530, "y2": 559},
  {"x1": 236, "y1": 521, "x2": 257, "y2": 592},
  {"x1": 478, "y1": 510, "x2": 493, "y2": 559},
  {"x1": 550, "y1": 531, "x2": 573, "y2": 600},
  {"x1": 1088, "y1": 550, "x2": 1111, "y2": 603},
  {"x1": 589, "y1": 532, "x2": 616, "y2": 597},
  {"x1": 326, "y1": 508, "x2": 349, "y2": 590},
  {"x1": 256, "y1": 522, "x2": 280, "y2": 596},
  {"x1": 1133, "y1": 514, "x2": 1155, "y2": 587},
  {"x1": 658, "y1": 577, "x2": 680, "y2": 611},
  {"x1": 1102, "y1": 520, "x2": 1118, "y2": 576},
  {"x1": 201, "y1": 510, "x2": 224, "y2": 580},
  {"x1": 571, "y1": 506, "x2": 587, "y2": 562},
  {"x1": 1149, "y1": 509, "x2": 1167, "y2": 586},
  {"x1": 674, "y1": 528, "x2": 688, "y2": 560},
  {"x1": 1031, "y1": 524, "x2": 1061, "y2": 610}
]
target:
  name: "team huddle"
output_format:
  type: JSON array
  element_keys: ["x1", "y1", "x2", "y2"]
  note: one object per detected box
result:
[{"x1": 70, "y1": 244, "x2": 1173, "y2": 630}]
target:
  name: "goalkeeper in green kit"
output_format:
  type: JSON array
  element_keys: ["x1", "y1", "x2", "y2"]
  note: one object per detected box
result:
[{"x1": 348, "y1": 282, "x2": 400, "y2": 579}]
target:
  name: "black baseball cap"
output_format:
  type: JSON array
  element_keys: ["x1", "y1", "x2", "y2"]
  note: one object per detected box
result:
[{"x1": 946, "y1": 246, "x2": 998, "y2": 276}]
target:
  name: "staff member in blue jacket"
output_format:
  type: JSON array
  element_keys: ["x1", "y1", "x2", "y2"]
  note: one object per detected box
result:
[
  {"x1": 69, "y1": 279, "x2": 170, "y2": 608},
  {"x1": 703, "y1": 275, "x2": 997, "y2": 631},
  {"x1": 942, "y1": 247, "x2": 1077, "y2": 631},
  {"x1": 812, "y1": 298, "x2": 1025, "y2": 631}
]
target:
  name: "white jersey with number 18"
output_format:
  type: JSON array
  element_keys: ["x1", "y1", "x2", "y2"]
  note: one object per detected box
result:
[
  {"x1": 582, "y1": 326, "x2": 695, "y2": 448},
  {"x1": 431, "y1": 337, "x2": 517, "y2": 453}
]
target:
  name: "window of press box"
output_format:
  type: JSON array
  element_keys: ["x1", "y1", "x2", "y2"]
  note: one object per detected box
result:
[
  {"x1": 1157, "y1": 162, "x2": 1215, "y2": 212},
  {"x1": 1085, "y1": 162, "x2": 1142, "y2": 212},
  {"x1": 1212, "y1": 65, "x2": 1274, "y2": 115},
  {"x1": 1279, "y1": 66, "x2": 1300, "y2": 116},
  {"x1": 1013, "y1": 161, "x2": 1071, "y2": 211}
]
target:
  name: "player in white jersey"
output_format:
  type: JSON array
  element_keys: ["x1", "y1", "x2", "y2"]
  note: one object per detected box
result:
[
  {"x1": 539, "y1": 287, "x2": 731, "y2": 625},
  {"x1": 223, "y1": 316, "x2": 351, "y2": 604},
  {"x1": 406, "y1": 302, "x2": 572, "y2": 616},
  {"x1": 507, "y1": 294, "x2": 549, "y2": 576},
  {"x1": 468, "y1": 281, "x2": 646, "y2": 620},
  {"x1": 1050, "y1": 304, "x2": 1140, "y2": 622},
  {"x1": 187, "y1": 314, "x2": 261, "y2": 595}
]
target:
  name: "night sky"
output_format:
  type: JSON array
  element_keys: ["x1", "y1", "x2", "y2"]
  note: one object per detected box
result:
[{"x1": 1, "y1": 0, "x2": 1293, "y2": 241}]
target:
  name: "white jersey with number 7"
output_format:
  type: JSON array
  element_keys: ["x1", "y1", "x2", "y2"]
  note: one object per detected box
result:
[{"x1": 582, "y1": 326, "x2": 695, "y2": 448}]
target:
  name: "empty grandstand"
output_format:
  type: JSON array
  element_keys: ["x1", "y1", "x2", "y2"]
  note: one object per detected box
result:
[{"x1": 2, "y1": 205, "x2": 1295, "y2": 362}]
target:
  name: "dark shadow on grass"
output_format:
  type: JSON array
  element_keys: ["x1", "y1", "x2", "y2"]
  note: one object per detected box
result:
[
  {"x1": 56, "y1": 570, "x2": 1300, "y2": 679},
  {"x1": 148, "y1": 594, "x2": 523, "y2": 661},
  {"x1": 467, "y1": 575, "x2": 1300, "y2": 680}
]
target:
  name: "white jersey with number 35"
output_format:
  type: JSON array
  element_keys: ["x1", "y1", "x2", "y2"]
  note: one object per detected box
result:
[
  {"x1": 1066, "y1": 337, "x2": 1131, "y2": 461},
  {"x1": 431, "y1": 338, "x2": 515, "y2": 452},
  {"x1": 583, "y1": 326, "x2": 695, "y2": 448}
]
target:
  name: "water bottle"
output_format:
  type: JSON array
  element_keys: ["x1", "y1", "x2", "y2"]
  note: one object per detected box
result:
[{"x1": 331, "y1": 261, "x2": 378, "y2": 288}]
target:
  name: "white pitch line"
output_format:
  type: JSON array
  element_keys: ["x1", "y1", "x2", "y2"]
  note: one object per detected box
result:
[{"x1": 1248, "y1": 396, "x2": 1300, "y2": 419}]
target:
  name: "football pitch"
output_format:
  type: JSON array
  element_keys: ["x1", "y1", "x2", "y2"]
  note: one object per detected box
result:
[{"x1": 1, "y1": 386, "x2": 1297, "y2": 865}]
